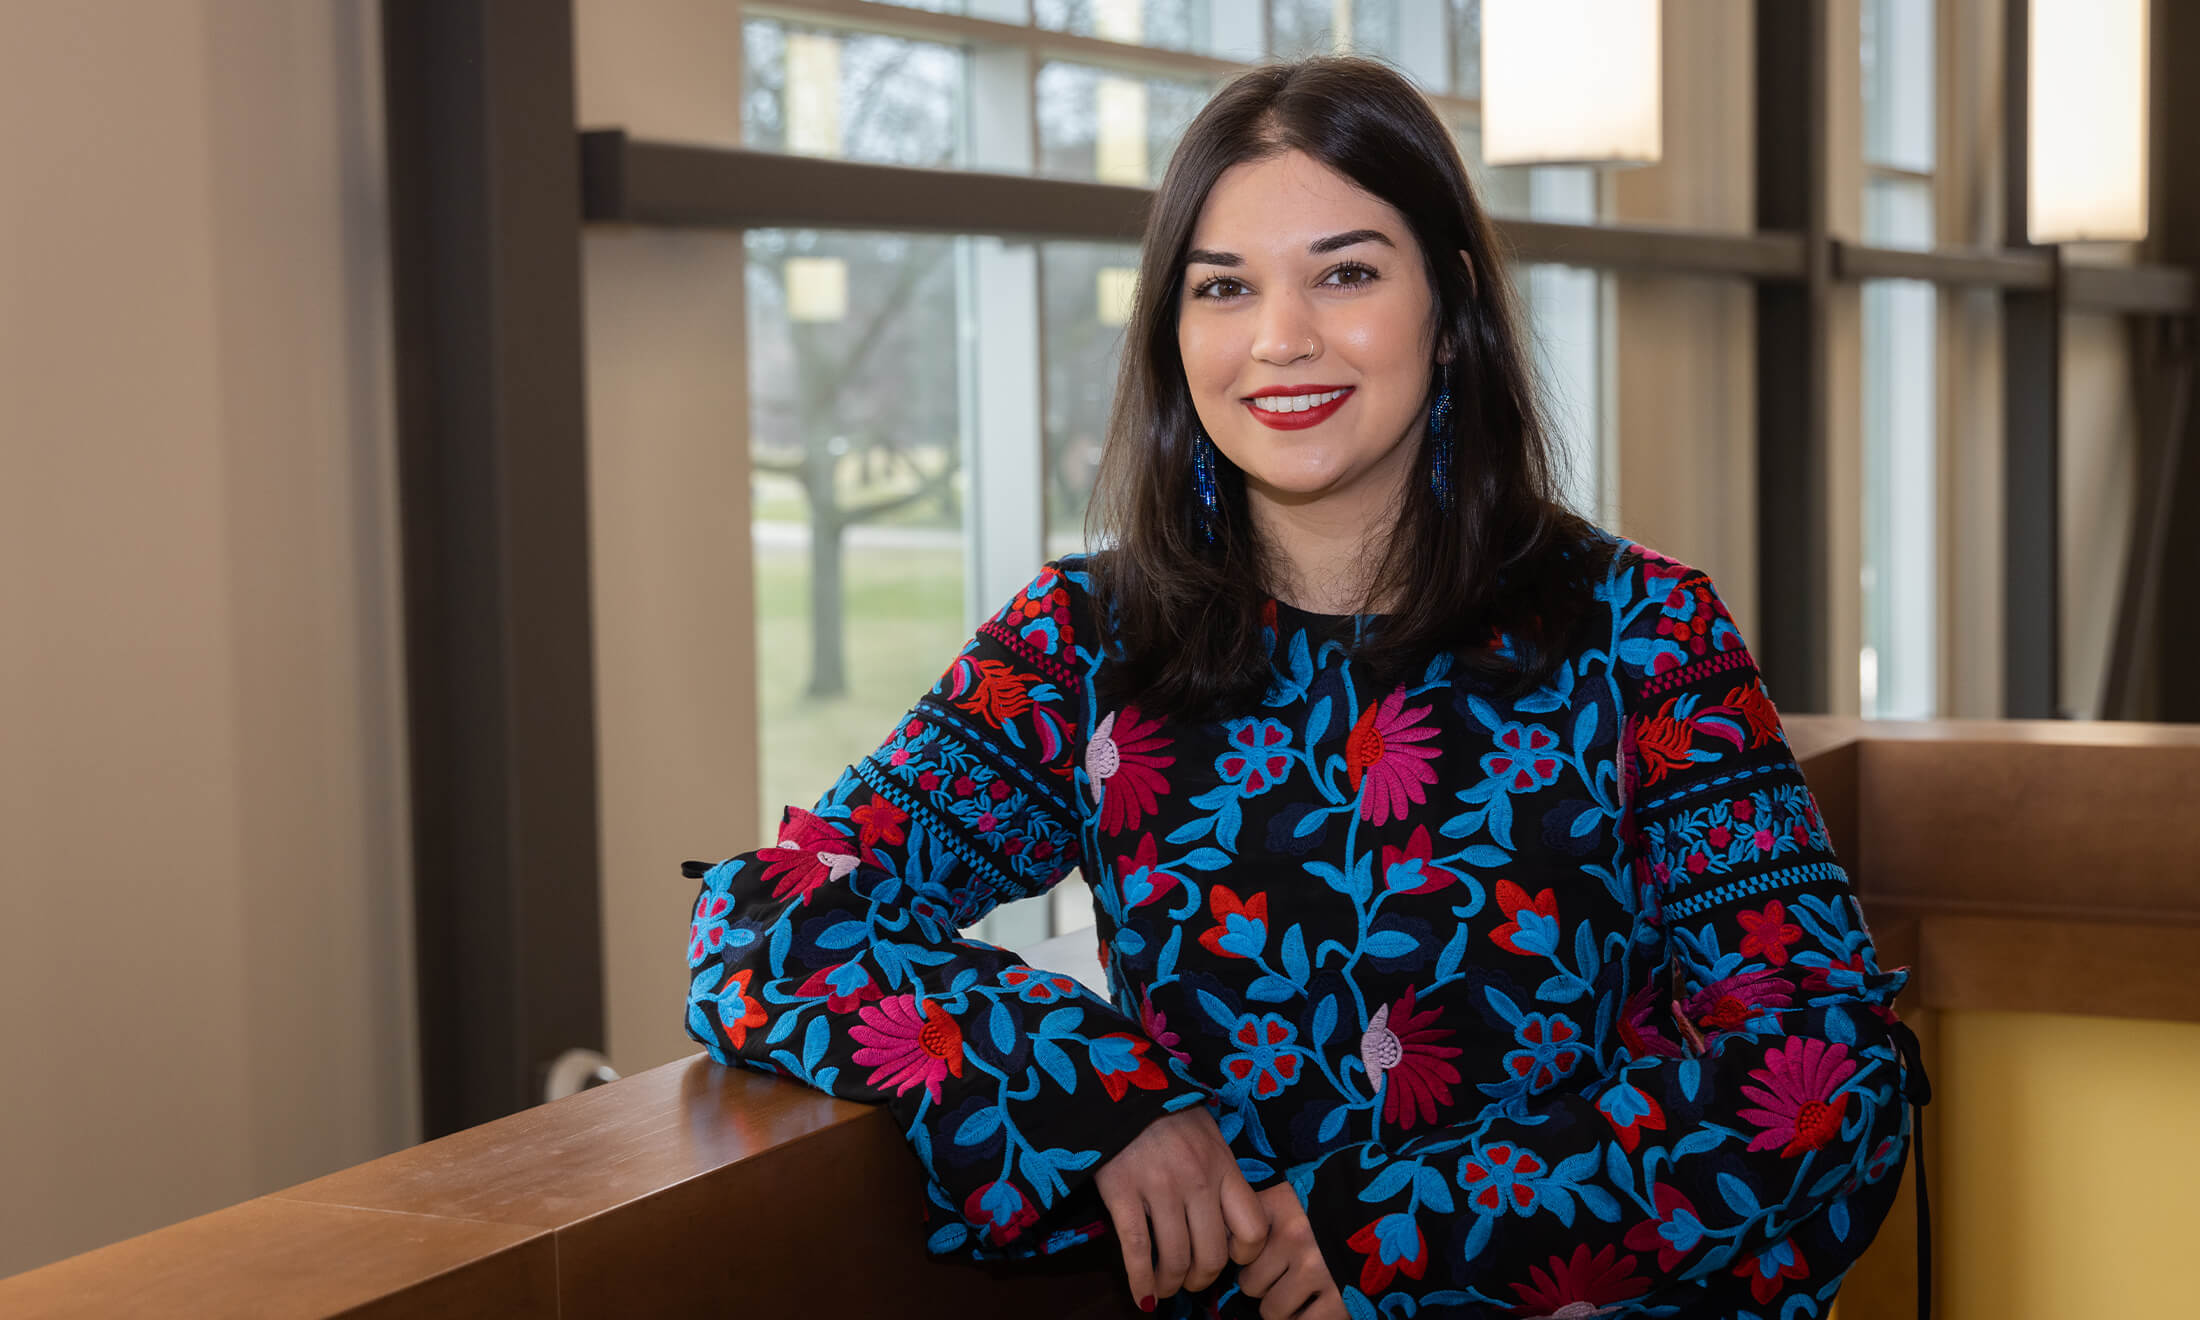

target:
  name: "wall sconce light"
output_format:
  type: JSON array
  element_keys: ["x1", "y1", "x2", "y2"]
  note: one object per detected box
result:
[
  {"x1": 1480, "y1": 0, "x2": 1662, "y2": 167},
  {"x1": 786, "y1": 257, "x2": 848, "y2": 323},
  {"x1": 2028, "y1": 0, "x2": 2149, "y2": 243}
]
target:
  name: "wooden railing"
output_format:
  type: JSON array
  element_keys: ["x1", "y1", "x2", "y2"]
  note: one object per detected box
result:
[{"x1": 5, "y1": 717, "x2": 2195, "y2": 1317}]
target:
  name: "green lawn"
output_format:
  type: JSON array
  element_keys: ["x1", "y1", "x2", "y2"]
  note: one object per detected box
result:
[{"x1": 753, "y1": 539, "x2": 967, "y2": 833}]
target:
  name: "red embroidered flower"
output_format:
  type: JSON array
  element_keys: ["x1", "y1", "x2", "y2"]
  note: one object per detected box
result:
[
  {"x1": 1345, "y1": 1213, "x2": 1428, "y2": 1295},
  {"x1": 1490, "y1": 879, "x2": 1561, "y2": 957},
  {"x1": 1727, "y1": 677, "x2": 1782, "y2": 746},
  {"x1": 1631, "y1": 698, "x2": 1695, "y2": 786},
  {"x1": 850, "y1": 796, "x2": 908, "y2": 864},
  {"x1": 1198, "y1": 884, "x2": 1269, "y2": 959},
  {"x1": 715, "y1": 967, "x2": 769, "y2": 1049},
  {"x1": 951, "y1": 657, "x2": 1043, "y2": 726},
  {"x1": 796, "y1": 960, "x2": 883, "y2": 1014},
  {"x1": 758, "y1": 808, "x2": 860, "y2": 905},
  {"x1": 1113, "y1": 833, "x2": 1186, "y2": 909},
  {"x1": 1623, "y1": 1182, "x2": 1707, "y2": 1272},
  {"x1": 965, "y1": 1180, "x2": 1038, "y2": 1246},
  {"x1": 1378, "y1": 825, "x2": 1459, "y2": 895},
  {"x1": 1090, "y1": 1032, "x2": 1171, "y2": 1102},
  {"x1": 1737, "y1": 899, "x2": 1804, "y2": 966},
  {"x1": 1734, "y1": 1237, "x2": 1810, "y2": 1304}
]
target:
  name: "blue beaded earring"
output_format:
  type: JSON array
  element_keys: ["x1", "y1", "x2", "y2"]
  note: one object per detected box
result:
[
  {"x1": 1427, "y1": 360, "x2": 1454, "y2": 513},
  {"x1": 1192, "y1": 425, "x2": 1221, "y2": 542}
]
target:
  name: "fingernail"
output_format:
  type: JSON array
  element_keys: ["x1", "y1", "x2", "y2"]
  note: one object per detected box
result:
[{"x1": 1139, "y1": 1296, "x2": 1156, "y2": 1313}]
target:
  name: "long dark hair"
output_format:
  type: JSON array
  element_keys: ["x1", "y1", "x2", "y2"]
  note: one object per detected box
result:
[{"x1": 1086, "y1": 54, "x2": 1611, "y2": 720}]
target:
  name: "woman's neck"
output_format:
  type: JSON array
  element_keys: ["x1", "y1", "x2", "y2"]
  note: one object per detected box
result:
[{"x1": 1246, "y1": 454, "x2": 1412, "y2": 616}]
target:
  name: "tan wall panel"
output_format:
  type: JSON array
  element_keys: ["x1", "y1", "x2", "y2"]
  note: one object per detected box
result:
[
  {"x1": 583, "y1": 230, "x2": 760, "y2": 1076},
  {"x1": 0, "y1": 0, "x2": 411, "y2": 1274}
]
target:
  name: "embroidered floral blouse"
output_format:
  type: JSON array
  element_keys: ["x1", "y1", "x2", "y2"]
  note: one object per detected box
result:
[{"x1": 682, "y1": 533, "x2": 1922, "y2": 1319}]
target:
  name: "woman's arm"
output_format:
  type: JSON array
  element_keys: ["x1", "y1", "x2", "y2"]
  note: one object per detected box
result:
[
  {"x1": 683, "y1": 564, "x2": 1214, "y2": 1261},
  {"x1": 1261, "y1": 552, "x2": 1921, "y2": 1316}
]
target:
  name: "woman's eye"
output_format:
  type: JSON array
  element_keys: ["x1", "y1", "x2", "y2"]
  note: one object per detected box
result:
[
  {"x1": 1327, "y1": 262, "x2": 1378, "y2": 287},
  {"x1": 1189, "y1": 263, "x2": 1376, "y2": 300},
  {"x1": 1192, "y1": 276, "x2": 1246, "y2": 300}
]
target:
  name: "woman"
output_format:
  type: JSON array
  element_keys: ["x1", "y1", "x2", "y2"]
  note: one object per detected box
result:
[{"x1": 683, "y1": 56, "x2": 1929, "y2": 1320}]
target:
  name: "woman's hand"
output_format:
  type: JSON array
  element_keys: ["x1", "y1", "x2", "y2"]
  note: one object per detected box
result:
[
  {"x1": 1235, "y1": 1182, "x2": 1346, "y2": 1320},
  {"x1": 1094, "y1": 1107, "x2": 1269, "y2": 1311}
]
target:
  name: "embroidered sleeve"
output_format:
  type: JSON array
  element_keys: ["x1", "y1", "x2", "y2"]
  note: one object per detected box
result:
[
  {"x1": 682, "y1": 564, "x2": 1209, "y2": 1261},
  {"x1": 1270, "y1": 550, "x2": 1922, "y2": 1318}
]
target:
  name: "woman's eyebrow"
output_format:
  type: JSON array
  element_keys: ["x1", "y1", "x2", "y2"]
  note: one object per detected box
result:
[{"x1": 1184, "y1": 229, "x2": 1396, "y2": 268}]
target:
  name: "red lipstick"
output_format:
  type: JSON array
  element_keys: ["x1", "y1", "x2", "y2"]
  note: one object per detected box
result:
[{"x1": 1242, "y1": 384, "x2": 1354, "y2": 430}]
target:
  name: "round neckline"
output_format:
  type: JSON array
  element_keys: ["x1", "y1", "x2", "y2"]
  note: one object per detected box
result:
[{"x1": 1268, "y1": 595, "x2": 1386, "y2": 626}]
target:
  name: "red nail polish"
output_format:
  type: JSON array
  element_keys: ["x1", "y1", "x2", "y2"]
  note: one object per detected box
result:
[{"x1": 1139, "y1": 1296, "x2": 1156, "y2": 1313}]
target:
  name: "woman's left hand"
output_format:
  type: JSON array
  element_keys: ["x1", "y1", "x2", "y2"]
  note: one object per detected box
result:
[{"x1": 1234, "y1": 1183, "x2": 1346, "y2": 1320}]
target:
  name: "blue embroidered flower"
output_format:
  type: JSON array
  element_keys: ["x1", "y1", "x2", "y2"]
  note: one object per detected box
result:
[
  {"x1": 1220, "y1": 1011, "x2": 1303, "y2": 1101},
  {"x1": 1458, "y1": 1141, "x2": 1546, "y2": 1216},
  {"x1": 1502, "y1": 1012, "x2": 1585, "y2": 1092},
  {"x1": 1480, "y1": 721, "x2": 1563, "y2": 792},
  {"x1": 1216, "y1": 717, "x2": 1293, "y2": 796}
]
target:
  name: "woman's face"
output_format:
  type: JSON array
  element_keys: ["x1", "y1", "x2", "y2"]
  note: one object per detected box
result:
[{"x1": 1176, "y1": 148, "x2": 1450, "y2": 515}]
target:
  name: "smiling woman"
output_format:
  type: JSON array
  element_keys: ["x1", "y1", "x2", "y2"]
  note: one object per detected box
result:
[{"x1": 683, "y1": 53, "x2": 1929, "y2": 1320}]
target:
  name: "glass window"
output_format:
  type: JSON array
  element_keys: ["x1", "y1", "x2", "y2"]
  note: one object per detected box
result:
[
  {"x1": 1450, "y1": 0, "x2": 1482, "y2": 97},
  {"x1": 744, "y1": 227, "x2": 971, "y2": 877},
  {"x1": 1040, "y1": 241, "x2": 1141, "y2": 559},
  {"x1": 1036, "y1": 62, "x2": 1214, "y2": 185},
  {"x1": 1035, "y1": 0, "x2": 1219, "y2": 56},
  {"x1": 1858, "y1": 0, "x2": 1938, "y2": 718},
  {"x1": 1267, "y1": 0, "x2": 1404, "y2": 62},
  {"x1": 742, "y1": 20, "x2": 967, "y2": 167}
]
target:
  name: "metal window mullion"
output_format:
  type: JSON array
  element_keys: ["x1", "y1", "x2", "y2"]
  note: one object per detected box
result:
[{"x1": 960, "y1": 21, "x2": 1054, "y2": 947}]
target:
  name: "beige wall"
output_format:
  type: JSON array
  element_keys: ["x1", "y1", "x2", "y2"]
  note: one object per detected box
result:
[
  {"x1": 0, "y1": 0, "x2": 414, "y2": 1274},
  {"x1": 576, "y1": 1, "x2": 761, "y2": 1077}
]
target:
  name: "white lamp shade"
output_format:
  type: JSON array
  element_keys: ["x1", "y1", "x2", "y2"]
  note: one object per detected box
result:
[
  {"x1": 786, "y1": 257, "x2": 848, "y2": 323},
  {"x1": 2028, "y1": 0, "x2": 2149, "y2": 243},
  {"x1": 1481, "y1": 0, "x2": 1662, "y2": 168},
  {"x1": 1096, "y1": 267, "x2": 1137, "y2": 327}
]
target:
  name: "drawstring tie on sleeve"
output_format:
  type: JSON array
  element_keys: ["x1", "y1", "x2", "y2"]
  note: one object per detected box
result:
[{"x1": 1887, "y1": 1018, "x2": 1933, "y2": 1320}]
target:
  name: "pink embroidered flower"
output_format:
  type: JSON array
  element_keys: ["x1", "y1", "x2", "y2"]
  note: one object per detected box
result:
[
  {"x1": 1738, "y1": 1036, "x2": 1857, "y2": 1158},
  {"x1": 757, "y1": 808, "x2": 860, "y2": 905},
  {"x1": 1345, "y1": 689, "x2": 1441, "y2": 825},
  {"x1": 1138, "y1": 991, "x2": 1187, "y2": 1063},
  {"x1": 1737, "y1": 899, "x2": 1804, "y2": 966},
  {"x1": 1360, "y1": 985, "x2": 1462, "y2": 1130},
  {"x1": 1617, "y1": 982, "x2": 1684, "y2": 1061},
  {"x1": 1680, "y1": 967, "x2": 1797, "y2": 1035},
  {"x1": 850, "y1": 995, "x2": 966, "y2": 1102},
  {"x1": 1506, "y1": 1242, "x2": 1651, "y2": 1319},
  {"x1": 1086, "y1": 706, "x2": 1174, "y2": 832}
]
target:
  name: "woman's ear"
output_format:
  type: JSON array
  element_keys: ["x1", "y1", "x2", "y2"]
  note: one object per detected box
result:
[{"x1": 1459, "y1": 246, "x2": 1477, "y2": 301}]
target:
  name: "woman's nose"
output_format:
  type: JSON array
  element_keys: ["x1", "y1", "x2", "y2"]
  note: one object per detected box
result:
[{"x1": 1251, "y1": 292, "x2": 1320, "y2": 365}]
